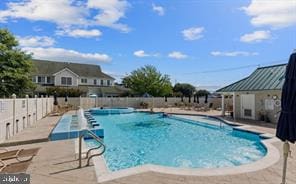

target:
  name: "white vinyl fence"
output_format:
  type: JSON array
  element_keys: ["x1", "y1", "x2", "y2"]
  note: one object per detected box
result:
[
  {"x1": 0, "y1": 95, "x2": 54, "y2": 143},
  {"x1": 57, "y1": 97, "x2": 221, "y2": 110}
]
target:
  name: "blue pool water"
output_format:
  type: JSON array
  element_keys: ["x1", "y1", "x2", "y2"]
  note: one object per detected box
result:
[
  {"x1": 89, "y1": 107, "x2": 134, "y2": 115},
  {"x1": 85, "y1": 112, "x2": 266, "y2": 171}
]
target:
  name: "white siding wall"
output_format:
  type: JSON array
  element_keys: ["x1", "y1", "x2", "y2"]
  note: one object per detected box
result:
[
  {"x1": 55, "y1": 97, "x2": 221, "y2": 110},
  {"x1": 54, "y1": 69, "x2": 79, "y2": 86},
  {"x1": 78, "y1": 77, "x2": 114, "y2": 86},
  {"x1": 233, "y1": 90, "x2": 282, "y2": 123},
  {"x1": 0, "y1": 97, "x2": 54, "y2": 143}
]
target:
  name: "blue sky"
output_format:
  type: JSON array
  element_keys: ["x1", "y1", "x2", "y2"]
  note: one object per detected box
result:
[{"x1": 1, "y1": 0, "x2": 295, "y2": 90}]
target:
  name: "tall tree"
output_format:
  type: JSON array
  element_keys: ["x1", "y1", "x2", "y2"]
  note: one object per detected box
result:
[
  {"x1": 0, "y1": 29, "x2": 35, "y2": 97},
  {"x1": 122, "y1": 65, "x2": 173, "y2": 96},
  {"x1": 173, "y1": 83, "x2": 196, "y2": 97},
  {"x1": 196, "y1": 89, "x2": 210, "y2": 97}
]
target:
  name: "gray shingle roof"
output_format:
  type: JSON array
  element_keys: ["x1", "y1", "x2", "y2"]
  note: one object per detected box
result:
[
  {"x1": 217, "y1": 64, "x2": 287, "y2": 92},
  {"x1": 32, "y1": 59, "x2": 114, "y2": 80}
]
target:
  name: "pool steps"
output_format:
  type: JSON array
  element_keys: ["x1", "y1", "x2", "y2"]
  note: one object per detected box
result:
[{"x1": 84, "y1": 111, "x2": 101, "y2": 129}]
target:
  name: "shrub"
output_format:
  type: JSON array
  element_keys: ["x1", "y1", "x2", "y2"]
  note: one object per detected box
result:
[{"x1": 46, "y1": 87, "x2": 85, "y2": 97}]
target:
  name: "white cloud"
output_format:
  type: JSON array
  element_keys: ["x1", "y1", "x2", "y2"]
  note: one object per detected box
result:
[
  {"x1": 168, "y1": 51, "x2": 188, "y2": 59},
  {"x1": 0, "y1": 0, "x2": 130, "y2": 32},
  {"x1": 17, "y1": 36, "x2": 55, "y2": 47},
  {"x1": 152, "y1": 3, "x2": 165, "y2": 16},
  {"x1": 87, "y1": 0, "x2": 130, "y2": 32},
  {"x1": 0, "y1": 0, "x2": 87, "y2": 26},
  {"x1": 134, "y1": 50, "x2": 149, "y2": 57},
  {"x1": 240, "y1": 30, "x2": 271, "y2": 43},
  {"x1": 211, "y1": 51, "x2": 259, "y2": 57},
  {"x1": 182, "y1": 27, "x2": 204, "y2": 41},
  {"x1": 133, "y1": 50, "x2": 159, "y2": 58},
  {"x1": 22, "y1": 47, "x2": 111, "y2": 63},
  {"x1": 56, "y1": 28, "x2": 102, "y2": 38},
  {"x1": 242, "y1": 0, "x2": 296, "y2": 28}
]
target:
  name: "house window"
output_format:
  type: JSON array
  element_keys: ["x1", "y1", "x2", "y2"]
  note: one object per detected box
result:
[
  {"x1": 32, "y1": 77, "x2": 36, "y2": 83},
  {"x1": 81, "y1": 78, "x2": 87, "y2": 83},
  {"x1": 67, "y1": 78, "x2": 72, "y2": 85},
  {"x1": 61, "y1": 77, "x2": 72, "y2": 85},
  {"x1": 94, "y1": 79, "x2": 97, "y2": 85},
  {"x1": 47, "y1": 76, "x2": 51, "y2": 84},
  {"x1": 100, "y1": 80, "x2": 104, "y2": 86},
  {"x1": 107, "y1": 80, "x2": 110, "y2": 86},
  {"x1": 38, "y1": 76, "x2": 45, "y2": 83}
]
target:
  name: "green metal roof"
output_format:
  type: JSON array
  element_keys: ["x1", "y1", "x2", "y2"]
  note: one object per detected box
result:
[{"x1": 217, "y1": 64, "x2": 287, "y2": 92}]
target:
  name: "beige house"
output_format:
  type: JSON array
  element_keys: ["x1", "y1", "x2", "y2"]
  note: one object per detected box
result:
[
  {"x1": 32, "y1": 59, "x2": 128, "y2": 97},
  {"x1": 217, "y1": 64, "x2": 286, "y2": 123}
]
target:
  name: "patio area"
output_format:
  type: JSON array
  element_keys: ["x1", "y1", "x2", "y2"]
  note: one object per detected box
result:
[{"x1": 1, "y1": 108, "x2": 295, "y2": 184}]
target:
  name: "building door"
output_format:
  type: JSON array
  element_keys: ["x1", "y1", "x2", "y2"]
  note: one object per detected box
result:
[{"x1": 240, "y1": 94, "x2": 255, "y2": 120}]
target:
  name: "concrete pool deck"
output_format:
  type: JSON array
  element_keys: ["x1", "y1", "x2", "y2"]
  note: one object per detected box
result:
[
  {"x1": 0, "y1": 116, "x2": 61, "y2": 147},
  {"x1": 1, "y1": 109, "x2": 296, "y2": 184}
]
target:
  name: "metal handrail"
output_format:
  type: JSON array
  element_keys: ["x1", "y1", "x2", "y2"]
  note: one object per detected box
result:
[{"x1": 78, "y1": 129, "x2": 106, "y2": 168}]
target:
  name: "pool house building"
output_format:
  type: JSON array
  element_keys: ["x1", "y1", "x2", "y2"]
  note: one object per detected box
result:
[{"x1": 217, "y1": 64, "x2": 286, "y2": 123}]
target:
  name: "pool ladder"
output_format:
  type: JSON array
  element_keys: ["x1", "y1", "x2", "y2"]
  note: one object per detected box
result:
[{"x1": 78, "y1": 129, "x2": 106, "y2": 168}]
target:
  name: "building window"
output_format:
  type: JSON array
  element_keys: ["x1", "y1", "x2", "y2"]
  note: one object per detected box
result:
[
  {"x1": 67, "y1": 78, "x2": 72, "y2": 85},
  {"x1": 61, "y1": 77, "x2": 72, "y2": 85},
  {"x1": 107, "y1": 80, "x2": 110, "y2": 86},
  {"x1": 32, "y1": 77, "x2": 36, "y2": 83},
  {"x1": 101, "y1": 80, "x2": 104, "y2": 86},
  {"x1": 81, "y1": 78, "x2": 87, "y2": 83},
  {"x1": 47, "y1": 76, "x2": 51, "y2": 84},
  {"x1": 38, "y1": 76, "x2": 45, "y2": 83},
  {"x1": 94, "y1": 79, "x2": 97, "y2": 85}
]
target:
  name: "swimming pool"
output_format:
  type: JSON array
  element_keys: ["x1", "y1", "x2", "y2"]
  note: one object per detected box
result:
[
  {"x1": 85, "y1": 112, "x2": 266, "y2": 172},
  {"x1": 89, "y1": 107, "x2": 134, "y2": 115}
]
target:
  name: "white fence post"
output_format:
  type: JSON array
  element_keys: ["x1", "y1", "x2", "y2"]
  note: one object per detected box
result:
[
  {"x1": 35, "y1": 95, "x2": 38, "y2": 122},
  {"x1": 26, "y1": 95, "x2": 29, "y2": 128},
  {"x1": 46, "y1": 95, "x2": 48, "y2": 115},
  {"x1": 12, "y1": 94, "x2": 16, "y2": 136},
  {"x1": 41, "y1": 95, "x2": 44, "y2": 118}
]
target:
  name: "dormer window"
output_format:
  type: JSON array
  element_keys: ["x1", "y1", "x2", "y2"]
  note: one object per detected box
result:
[{"x1": 107, "y1": 80, "x2": 111, "y2": 86}]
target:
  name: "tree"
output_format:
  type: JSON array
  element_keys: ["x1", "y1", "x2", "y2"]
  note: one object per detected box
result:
[
  {"x1": 196, "y1": 89, "x2": 210, "y2": 97},
  {"x1": 173, "y1": 83, "x2": 196, "y2": 97},
  {"x1": 122, "y1": 65, "x2": 173, "y2": 96},
  {"x1": 0, "y1": 29, "x2": 35, "y2": 97}
]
